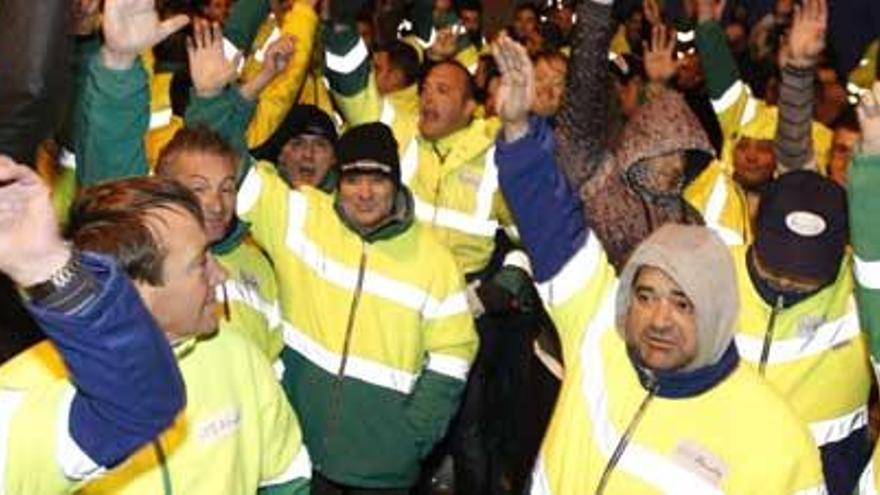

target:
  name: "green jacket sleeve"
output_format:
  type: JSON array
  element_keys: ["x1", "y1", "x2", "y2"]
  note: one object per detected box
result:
[
  {"x1": 410, "y1": 0, "x2": 435, "y2": 44},
  {"x1": 404, "y1": 272, "x2": 477, "y2": 458},
  {"x1": 186, "y1": 87, "x2": 256, "y2": 157},
  {"x1": 58, "y1": 36, "x2": 101, "y2": 153},
  {"x1": 74, "y1": 53, "x2": 149, "y2": 186},
  {"x1": 223, "y1": 0, "x2": 270, "y2": 51},
  {"x1": 848, "y1": 152, "x2": 880, "y2": 376},
  {"x1": 695, "y1": 20, "x2": 740, "y2": 100},
  {"x1": 404, "y1": 370, "x2": 467, "y2": 458},
  {"x1": 695, "y1": 19, "x2": 758, "y2": 145},
  {"x1": 185, "y1": 86, "x2": 257, "y2": 182}
]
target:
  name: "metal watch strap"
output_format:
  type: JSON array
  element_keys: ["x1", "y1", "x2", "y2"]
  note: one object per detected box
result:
[{"x1": 23, "y1": 251, "x2": 94, "y2": 308}]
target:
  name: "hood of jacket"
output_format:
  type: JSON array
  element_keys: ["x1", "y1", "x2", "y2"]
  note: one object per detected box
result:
[
  {"x1": 615, "y1": 224, "x2": 740, "y2": 373},
  {"x1": 582, "y1": 88, "x2": 713, "y2": 272},
  {"x1": 613, "y1": 87, "x2": 716, "y2": 181}
]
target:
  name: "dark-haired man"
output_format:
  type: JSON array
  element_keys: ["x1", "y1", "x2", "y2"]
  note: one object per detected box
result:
[
  {"x1": 238, "y1": 121, "x2": 477, "y2": 493},
  {"x1": 251, "y1": 104, "x2": 340, "y2": 191},
  {"x1": 324, "y1": 25, "x2": 423, "y2": 152}
]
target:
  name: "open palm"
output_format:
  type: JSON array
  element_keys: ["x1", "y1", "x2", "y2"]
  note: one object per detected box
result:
[
  {"x1": 0, "y1": 156, "x2": 66, "y2": 286},
  {"x1": 493, "y1": 33, "x2": 534, "y2": 125},
  {"x1": 787, "y1": 0, "x2": 827, "y2": 67},
  {"x1": 103, "y1": 0, "x2": 189, "y2": 58}
]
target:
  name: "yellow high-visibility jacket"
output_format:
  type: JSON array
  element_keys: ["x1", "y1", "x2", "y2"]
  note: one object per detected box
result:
[
  {"x1": 237, "y1": 162, "x2": 478, "y2": 487},
  {"x1": 731, "y1": 246, "x2": 872, "y2": 449},
  {"x1": 532, "y1": 236, "x2": 826, "y2": 495}
]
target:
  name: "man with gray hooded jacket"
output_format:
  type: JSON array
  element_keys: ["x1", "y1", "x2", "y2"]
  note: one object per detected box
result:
[{"x1": 510, "y1": 223, "x2": 826, "y2": 493}]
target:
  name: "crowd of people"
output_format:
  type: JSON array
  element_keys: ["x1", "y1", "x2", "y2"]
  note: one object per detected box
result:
[{"x1": 1, "y1": 0, "x2": 880, "y2": 494}]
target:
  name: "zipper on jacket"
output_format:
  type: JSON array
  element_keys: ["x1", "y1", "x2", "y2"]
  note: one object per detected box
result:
[
  {"x1": 758, "y1": 295, "x2": 784, "y2": 376},
  {"x1": 323, "y1": 242, "x2": 368, "y2": 450},
  {"x1": 594, "y1": 377, "x2": 659, "y2": 495},
  {"x1": 429, "y1": 143, "x2": 450, "y2": 229},
  {"x1": 153, "y1": 439, "x2": 173, "y2": 495}
]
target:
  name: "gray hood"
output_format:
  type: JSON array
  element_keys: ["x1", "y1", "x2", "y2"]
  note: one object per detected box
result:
[{"x1": 615, "y1": 224, "x2": 739, "y2": 372}]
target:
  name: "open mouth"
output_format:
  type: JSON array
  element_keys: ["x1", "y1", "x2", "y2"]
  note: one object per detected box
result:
[
  {"x1": 421, "y1": 108, "x2": 438, "y2": 122},
  {"x1": 297, "y1": 165, "x2": 317, "y2": 180}
]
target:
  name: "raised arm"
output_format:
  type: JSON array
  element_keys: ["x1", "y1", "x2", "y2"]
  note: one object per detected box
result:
[
  {"x1": 75, "y1": 0, "x2": 188, "y2": 185},
  {"x1": 774, "y1": 0, "x2": 827, "y2": 172},
  {"x1": 553, "y1": 0, "x2": 617, "y2": 192},
  {"x1": 321, "y1": 1, "x2": 382, "y2": 127},
  {"x1": 494, "y1": 34, "x2": 587, "y2": 282},
  {"x1": 245, "y1": 0, "x2": 319, "y2": 148},
  {"x1": 850, "y1": 82, "x2": 880, "y2": 380},
  {"x1": 694, "y1": 0, "x2": 759, "y2": 142},
  {"x1": 185, "y1": 20, "x2": 293, "y2": 170}
]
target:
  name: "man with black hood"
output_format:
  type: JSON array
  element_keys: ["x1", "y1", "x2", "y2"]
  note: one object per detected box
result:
[{"x1": 250, "y1": 104, "x2": 339, "y2": 191}]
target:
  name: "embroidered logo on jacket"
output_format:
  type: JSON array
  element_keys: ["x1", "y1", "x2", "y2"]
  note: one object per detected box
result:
[
  {"x1": 673, "y1": 440, "x2": 728, "y2": 487},
  {"x1": 197, "y1": 408, "x2": 242, "y2": 445},
  {"x1": 457, "y1": 169, "x2": 482, "y2": 190}
]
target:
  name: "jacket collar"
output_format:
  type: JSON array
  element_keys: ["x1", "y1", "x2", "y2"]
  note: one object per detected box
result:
[
  {"x1": 210, "y1": 218, "x2": 250, "y2": 256},
  {"x1": 418, "y1": 118, "x2": 493, "y2": 169},
  {"x1": 745, "y1": 246, "x2": 822, "y2": 308},
  {"x1": 629, "y1": 342, "x2": 740, "y2": 399},
  {"x1": 333, "y1": 186, "x2": 415, "y2": 243}
]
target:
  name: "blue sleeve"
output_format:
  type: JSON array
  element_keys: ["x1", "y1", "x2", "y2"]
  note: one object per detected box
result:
[
  {"x1": 495, "y1": 116, "x2": 588, "y2": 282},
  {"x1": 24, "y1": 252, "x2": 185, "y2": 468}
]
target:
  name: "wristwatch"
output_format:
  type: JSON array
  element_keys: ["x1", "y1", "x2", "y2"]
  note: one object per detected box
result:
[{"x1": 23, "y1": 250, "x2": 87, "y2": 303}]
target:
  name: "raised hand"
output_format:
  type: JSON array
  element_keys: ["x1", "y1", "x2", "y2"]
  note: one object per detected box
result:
[
  {"x1": 857, "y1": 82, "x2": 880, "y2": 155},
  {"x1": 0, "y1": 156, "x2": 70, "y2": 287},
  {"x1": 102, "y1": 0, "x2": 189, "y2": 69},
  {"x1": 643, "y1": 0, "x2": 663, "y2": 27},
  {"x1": 492, "y1": 33, "x2": 535, "y2": 142},
  {"x1": 239, "y1": 34, "x2": 298, "y2": 101},
  {"x1": 643, "y1": 24, "x2": 680, "y2": 83},
  {"x1": 188, "y1": 20, "x2": 241, "y2": 98},
  {"x1": 696, "y1": 0, "x2": 726, "y2": 23},
  {"x1": 427, "y1": 27, "x2": 459, "y2": 61},
  {"x1": 261, "y1": 34, "x2": 296, "y2": 78},
  {"x1": 785, "y1": 0, "x2": 827, "y2": 68}
]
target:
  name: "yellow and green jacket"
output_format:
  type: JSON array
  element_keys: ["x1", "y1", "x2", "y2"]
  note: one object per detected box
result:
[
  {"x1": 0, "y1": 345, "x2": 97, "y2": 494},
  {"x1": 400, "y1": 118, "x2": 511, "y2": 275},
  {"x1": 730, "y1": 245, "x2": 871, "y2": 449},
  {"x1": 2, "y1": 330, "x2": 309, "y2": 495},
  {"x1": 214, "y1": 221, "x2": 284, "y2": 360},
  {"x1": 322, "y1": 21, "x2": 421, "y2": 153},
  {"x1": 531, "y1": 237, "x2": 825, "y2": 495},
  {"x1": 849, "y1": 153, "x2": 880, "y2": 494},
  {"x1": 685, "y1": 159, "x2": 752, "y2": 246},
  {"x1": 695, "y1": 19, "x2": 833, "y2": 174},
  {"x1": 142, "y1": 51, "x2": 183, "y2": 170},
  {"x1": 237, "y1": 162, "x2": 478, "y2": 487},
  {"x1": 238, "y1": 1, "x2": 321, "y2": 149}
]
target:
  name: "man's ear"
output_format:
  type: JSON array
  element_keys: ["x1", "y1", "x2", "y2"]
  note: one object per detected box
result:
[{"x1": 464, "y1": 97, "x2": 478, "y2": 118}]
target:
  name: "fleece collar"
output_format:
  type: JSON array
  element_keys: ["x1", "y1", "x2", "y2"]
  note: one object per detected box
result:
[{"x1": 629, "y1": 342, "x2": 740, "y2": 399}]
